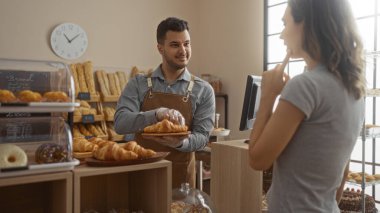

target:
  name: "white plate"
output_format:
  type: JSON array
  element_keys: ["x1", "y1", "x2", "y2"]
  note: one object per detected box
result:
[{"x1": 211, "y1": 129, "x2": 230, "y2": 137}]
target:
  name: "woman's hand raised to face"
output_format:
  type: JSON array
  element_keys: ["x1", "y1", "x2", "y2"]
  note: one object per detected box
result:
[{"x1": 261, "y1": 52, "x2": 291, "y2": 98}]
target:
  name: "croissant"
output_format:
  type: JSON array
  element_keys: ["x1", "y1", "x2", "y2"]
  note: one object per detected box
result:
[
  {"x1": 73, "y1": 138, "x2": 98, "y2": 152},
  {"x1": 93, "y1": 143, "x2": 138, "y2": 161},
  {"x1": 18, "y1": 90, "x2": 42, "y2": 102},
  {"x1": 43, "y1": 91, "x2": 69, "y2": 102},
  {"x1": 0, "y1": 89, "x2": 17, "y2": 102},
  {"x1": 122, "y1": 141, "x2": 156, "y2": 158},
  {"x1": 144, "y1": 119, "x2": 188, "y2": 133}
]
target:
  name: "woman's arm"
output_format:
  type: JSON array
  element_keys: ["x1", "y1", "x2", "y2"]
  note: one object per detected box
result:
[{"x1": 248, "y1": 98, "x2": 304, "y2": 170}]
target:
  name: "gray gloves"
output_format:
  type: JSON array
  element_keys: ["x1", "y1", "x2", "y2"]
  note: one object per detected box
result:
[{"x1": 155, "y1": 107, "x2": 185, "y2": 126}]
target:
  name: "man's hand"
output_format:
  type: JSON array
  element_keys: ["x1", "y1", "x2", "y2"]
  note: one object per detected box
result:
[
  {"x1": 143, "y1": 135, "x2": 188, "y2": 148},
  {"x1": 156, "y1": 107, "x2": 185, "y2": 125}
]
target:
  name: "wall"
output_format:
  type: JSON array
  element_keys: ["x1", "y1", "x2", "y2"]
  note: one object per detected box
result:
[
  {"x1": 199, "y1": 0, "x2": 264, "y2": 139},
  {"x1": 0, "y1": 0, "x2": 201, "y2": 71},
  {"x1": 0, "y1": 0, "x2": 264, "y2": 140}
]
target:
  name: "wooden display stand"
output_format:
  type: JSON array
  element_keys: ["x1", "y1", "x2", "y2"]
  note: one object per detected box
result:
[
  {"x1": 73, "y1": 160, "x2": 172, "y2": 213},
  {"x1": 211, "y1": 140, "x2": 262, "y2": 213},
  {"x1": 0, "y1": 172, "x2": 72, "y2": 213}
]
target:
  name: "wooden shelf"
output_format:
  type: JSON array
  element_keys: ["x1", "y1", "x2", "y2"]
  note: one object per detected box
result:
[
  {"x1": 0, "y1": 171, "x2": 72, "y2": 213},
  {"x1": 73, "y1": 160, "x2": 171, "y2": 213}
]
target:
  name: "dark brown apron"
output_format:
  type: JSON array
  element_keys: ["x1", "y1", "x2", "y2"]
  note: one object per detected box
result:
[{"x1": 135, "y1": 74, "x2": 196, "y2": 189}]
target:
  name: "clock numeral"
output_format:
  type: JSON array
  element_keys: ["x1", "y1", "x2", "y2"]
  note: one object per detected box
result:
[
  {"x1": 61, "y1": 25, "x2": 66, "y2": 31},
  {"x1": 56, "y1": 31, "x2": 62, "y2": 36},
  {"x1": 69, "y1": 25, "x2": 74, "y2": 30}
]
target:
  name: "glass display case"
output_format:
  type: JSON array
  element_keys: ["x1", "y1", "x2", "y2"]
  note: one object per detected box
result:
[
  {"x1": 0, "y1": 116, "x2": 78, "y2": 177},
  {"x1": 0, "y1": 58, "x2": 79, "y2": 112}
]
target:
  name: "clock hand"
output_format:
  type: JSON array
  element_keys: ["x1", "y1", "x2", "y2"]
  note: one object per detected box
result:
[
  {"x1": 69, "y1": 34, "x2": 81, "y2": 43},
  {"x1": 63, "y1": 33, "x2": 71, "y2": 43}
]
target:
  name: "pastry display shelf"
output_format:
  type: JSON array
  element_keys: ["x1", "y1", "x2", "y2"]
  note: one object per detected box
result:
[
  {"x1": 0, "y1": 102, "x2": 79, "y2": 113},
  {"x1": 73, "y1": 159, "x2": 171, "y2": 213},
  {"x1": 0, "y1": 159, "x2": 79, "y2": 178},
  {"x1": 101, "y1": 95, "x2": 120, "y2": 102},
  {"x1": 0, "y1": 171, "x2": 72, "y2": 213},
  {"x1": 346, "y1": 179, "x2": 380, "y2": 188}
]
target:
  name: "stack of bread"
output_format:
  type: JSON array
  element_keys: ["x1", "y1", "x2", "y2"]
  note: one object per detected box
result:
[
  {"x1": 73, "y1": 123, "x2": 107, "y2": 138},
  {"x1": 74, "y1": 100, "x2": 98, "y2": 117},
  {"x1": 95, "y1": 70, "x2": 128, "y2": 97},
  {"x1": 103, "y1": 106, "x2": 116, "y2": 121},
  {"x1": 347, "y1": 171, "x2": 380, "y2": 184},
  {"x1": 69, "y1": 61, "x2": 97, "y2": 96}
]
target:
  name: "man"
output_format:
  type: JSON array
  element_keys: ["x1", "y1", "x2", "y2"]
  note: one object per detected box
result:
[{"x1": 114, "y1": 17, "x2": 215, "y2": 188}]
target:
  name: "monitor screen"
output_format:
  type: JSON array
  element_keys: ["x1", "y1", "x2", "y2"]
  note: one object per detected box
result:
[{"x1": 239, "y1": 75, "x2": 261, "y2": 131}]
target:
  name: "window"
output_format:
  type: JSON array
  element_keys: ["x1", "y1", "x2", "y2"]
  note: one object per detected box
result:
[{"x1": 264, "y1": 0, "x2": 380, "y2": 207}]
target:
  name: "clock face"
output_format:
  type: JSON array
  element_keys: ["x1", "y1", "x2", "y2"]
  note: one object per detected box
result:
[{"x1": 50, "y1": 23, "x2": 88, "y2": 60}]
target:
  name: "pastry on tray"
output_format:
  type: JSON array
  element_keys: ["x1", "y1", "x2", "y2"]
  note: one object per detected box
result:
[{"x1": 144, "y1": 119, "x2": 188, "y2": 133}]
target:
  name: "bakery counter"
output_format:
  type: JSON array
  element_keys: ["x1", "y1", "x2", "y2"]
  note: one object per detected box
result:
[
  {"x1": 0, "y1": 171, "x2": 72, "y2": 213},
  {"x1": 73, "y1": 159, "x2": 172, "y2": 213},
  {"x1": 211, "y1": 140, "x2": 262, "y2": 213}
]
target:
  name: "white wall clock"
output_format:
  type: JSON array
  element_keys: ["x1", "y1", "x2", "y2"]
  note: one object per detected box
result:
[{"x1": 50, "y1": 23, "x2": 88, "y2": 60}]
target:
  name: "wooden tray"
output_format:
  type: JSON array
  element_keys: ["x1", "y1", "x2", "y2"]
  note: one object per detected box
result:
[
  {"x1": 141, "y1": 131, "x2": 190, "y2": 137},
  {"x1": 85, "y1": 152, "x2": 170, "y2": 167}
]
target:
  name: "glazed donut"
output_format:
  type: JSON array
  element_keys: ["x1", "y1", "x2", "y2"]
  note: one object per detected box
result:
[
  {"x1": 18, "y1": 90, "x2": 42, "y2": 102},
  {"x1": 35, "y1": 143, "x2": 68, "y2": 164},
  {"x1": 43, "y1": 91, "x2": 69, "y2": 102},
  {"x1": 0, "y1": 144, "x2": 28, "y2": 168},
  {"x1": 0, "y1": 89, "x2": 17, "y2": 103}
]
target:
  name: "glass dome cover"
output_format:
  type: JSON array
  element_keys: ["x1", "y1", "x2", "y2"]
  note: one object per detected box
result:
[{"x1": 171, "y1": 183, "x2": 215, "y2": 213}]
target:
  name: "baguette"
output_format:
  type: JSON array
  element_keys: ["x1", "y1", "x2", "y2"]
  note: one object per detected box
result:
[
  {"x1": 76, "y1": 63, "x2": 89, "y2": 93},
  {"x1": 107, "y1": 73, "x2": 118, "y2": 95},
  {"x1": 101, "y1": 71, "x2": 111, "y2": 95},
  {"x1": 116, "y1": 71, "x2": 126, "y2": 90},
  {"x1": 83, "y1": 61, "x2": 96, "y2": 94},
  {"x1": 70, "y1": 64, "x2": 80, "y2": 96},
  {"x1": 95, "y1": 70, "x2": 109, "y2": 96},
  {"x1": 113, "y1": 73, "x2": 122, "y2": 95}
]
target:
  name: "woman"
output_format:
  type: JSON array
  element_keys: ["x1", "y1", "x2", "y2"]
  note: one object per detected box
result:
[{"x1": 248, "y1": 0, "x2": 366, "y2": 212}]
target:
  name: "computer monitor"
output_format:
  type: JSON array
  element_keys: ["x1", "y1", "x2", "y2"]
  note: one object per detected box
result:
[{"x1": 239, "y1": 75, "x2": 262, "y2": 131}]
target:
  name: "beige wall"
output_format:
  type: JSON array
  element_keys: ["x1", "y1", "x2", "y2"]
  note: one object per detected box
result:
[{"x1": 0, "y1": 0, "x2": 264, "y2": 140}]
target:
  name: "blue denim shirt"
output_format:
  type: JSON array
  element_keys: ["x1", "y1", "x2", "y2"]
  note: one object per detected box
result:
[{"x1": 114, "y1": 66, "x2": 215, "y2": 152}]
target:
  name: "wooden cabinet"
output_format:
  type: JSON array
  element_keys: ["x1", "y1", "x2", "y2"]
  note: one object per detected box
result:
[
  {"x1": 0, "y1": 171, "x2": 72, "y2": 213},
  {"x1": 73, "y1": 160, "x2": 172, "y2": 213},
  {"x1": 211, "y1": 140, "x2": 262, "y2": 213}
]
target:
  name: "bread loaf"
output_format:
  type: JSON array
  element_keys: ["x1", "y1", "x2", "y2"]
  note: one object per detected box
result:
[
  {"x1": 83, "y1": 61, "x2": 96, "y2": 94},
  {"x1": 107, "y1": 73, "x2": 118, "y2": 95},
  {"x1": 70, "y1": 64, "x2": 80, "y2": 96},
  {"x1": 76, "y1": 63, "x2": 89, "y2": 93},
  {"x1": 96, "y1": 70, "x2": 110, "y2": 96},
  {"x1": 113, "y1": 73, "x2": 122, "y2": 95},
  {"x1": 101, "y1": 71, "x2": 111, "y2": 95}
]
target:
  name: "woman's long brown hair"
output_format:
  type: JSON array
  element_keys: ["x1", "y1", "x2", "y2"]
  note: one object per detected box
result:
[{"x1": 289, "y1": 0, "x2": 366, "y2": 99}]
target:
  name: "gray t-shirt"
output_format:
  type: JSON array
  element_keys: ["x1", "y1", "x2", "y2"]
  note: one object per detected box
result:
[{"x1": 267, "y1": 65, "x2": 364, "y2": 212}]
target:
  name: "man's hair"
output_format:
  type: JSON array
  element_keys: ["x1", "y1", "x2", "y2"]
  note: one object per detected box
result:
[
  {"x1": 156, "y1": 17, "x2": 189, "y2": 44},
  {"x1": 289, "y1": 0, "x2": 366, "y2": 99}
]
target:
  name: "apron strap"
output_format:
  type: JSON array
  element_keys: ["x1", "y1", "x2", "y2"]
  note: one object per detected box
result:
[
  {"x1": 146, "y1": 73, "x2": 153, "y2": 98},
  {"x1": 183, "y1": 75, "x2": 195, "y2": 102}
]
